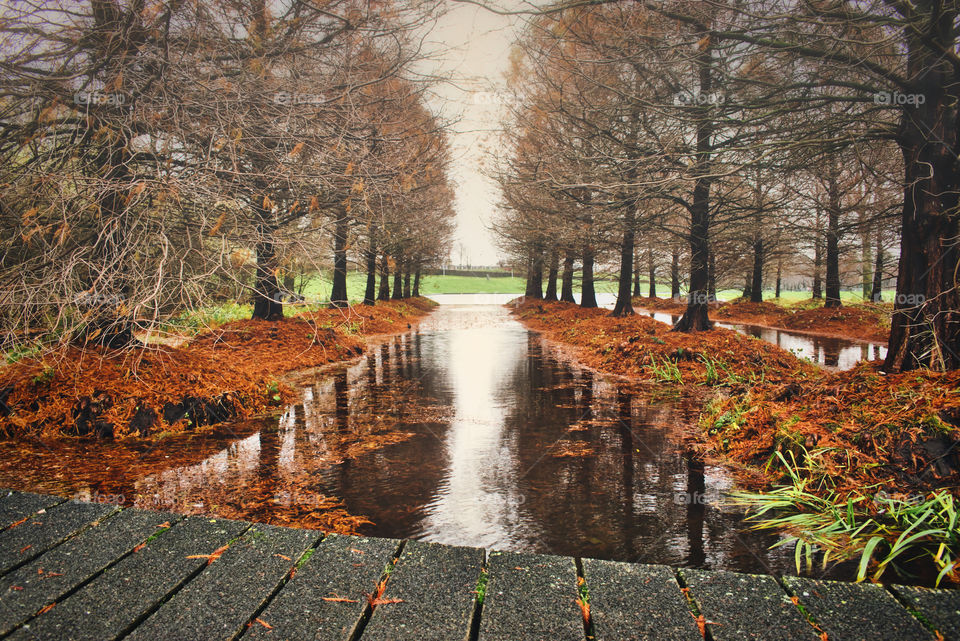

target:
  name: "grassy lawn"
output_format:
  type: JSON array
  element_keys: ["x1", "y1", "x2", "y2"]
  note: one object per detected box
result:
[
  {"x1": 291, "y1": 272, "x2": 893, "y2": 303},
  {"x1": 298, "y1": 272, "x2": 530, "y2": 298},
  {"x1": 713, "y1": 288, "x2": 894, "y2": 305}
]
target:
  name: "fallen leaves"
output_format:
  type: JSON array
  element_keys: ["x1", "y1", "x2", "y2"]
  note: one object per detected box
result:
[
  {"x1": 186, "y1": 543, "x2": 229, "y2": 565},
  {"x1": 0, "y1": 298, "x2": 436, "y2": 440},
  {"x1": 321, "y1": 595, "x2": 358, "y2": 603}
]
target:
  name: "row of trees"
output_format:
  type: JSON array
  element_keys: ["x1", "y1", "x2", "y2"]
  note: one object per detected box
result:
[
  {"x1": 0, "y1": 0, "x2": 455, "y2": 349},
  {"x1": 492, "y1": 0, "x2": 958, "y2": 372}
]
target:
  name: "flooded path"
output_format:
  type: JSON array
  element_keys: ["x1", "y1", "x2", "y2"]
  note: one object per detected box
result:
[
  {"x1": 431, "y1": 294, "x2": 888, "y2": 370},
  {"x1": 0, "y1": 303, "x2": 865, "y2": 578}
]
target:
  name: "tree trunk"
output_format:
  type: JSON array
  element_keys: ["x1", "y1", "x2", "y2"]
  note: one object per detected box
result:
[
  {"x1": 707, "y1": 245, "x2": 717, "y2": 303},
  {"x1": 581, "y1": 242, "x2": 598, "y2": 308},
  {"x1": 674, "y1": 31, "x2": 714, "y2": 333},
  {"x1": 413, "y1": 267, "x2": 421, "y2": 297},
  {"x1": 544, "y1": 247, "x2": 559, "y2": 301},
  {"x1": 671, "y1": 247, "x2": 681, "y2": 299},
  {"x1": 402, "y1": 264, "x2": 412, "y2": 299},
  {"x1": 560, "y1": 252, "x2": 576, "y2": 303},
  {"x1": 647, "y1": 246, "x2": 657, "y2": 299},
  {"x1": 885, "y1": 35, "x2": 960, "y2": 371},
  {"x1": 524, "y1": 249, "x2": 544, "y2": 299},
  {"x1": 363, "y1": 228, "x2": 377, "y2": 306},
  {"x1": 633, "y1": 248, "x2": 641, "y2": 296},
  {"x1": 378, "y1": 254, "x2": 390, "y2": 301},
  {"x1": 750, "y1": 233, "x2": 763, "y2": 303},
  {"x1": 861, "y1": 219, "x2": 872, "y2": 299},
  {"x1": 252, "y1": 219, "x2": 283, "y2": 320},
  {"x1": 870, "y1": 231, "x2": 884, "y2": 303},
  {"x1": 812, "y1": 210, "x2": 823, "y2": 299},
  {"x1": 611, "y1": 220, "x2": 635, "y2": 317},
  {"x1": 329, "y1": 213, "x2": 349, "y2": 308},
  {"x1": 825, "y1": 171, "x2": 842, "y2": 308},
  {"x1": 743, "y1": 271, "x2": 753, "y2": 300},
  {"x1": 392, "y1": 253, "x2": 403, "y2": 299},
  {"x1": 775, "y1": 257, "x2": 783, "y2": 299}
]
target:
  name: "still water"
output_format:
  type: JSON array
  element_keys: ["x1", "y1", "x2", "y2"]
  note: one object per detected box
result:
[
  {"x1": 0, "y1": 303, "x2": 869, "y2": 579},
  {"x1": 430, "y1": 294, "x2": 887, "y2": 370}
]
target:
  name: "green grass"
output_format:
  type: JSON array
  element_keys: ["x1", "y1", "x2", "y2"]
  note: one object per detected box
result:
[
  {"x1": 417, "y1": 274, "x2": 526, "y2": 294},
  {"x1": 713, "y1": 288, "x2": 897, "y2": 305},
  {"x1": 732, "y1": 451, "x2": 960, "y2": 586},
  {"x1": 298, "y1": 272, "x2": 531, "y2": 297}
]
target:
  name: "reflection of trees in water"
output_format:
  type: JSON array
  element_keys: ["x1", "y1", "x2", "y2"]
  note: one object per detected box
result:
[
  {"x1": 305, "y1": 330, "x2": 454, "y2": 538},
  {"x1": 502, "y1": 338, "x2": 795, "y2": 573},
  {"x1": 812, "y1": 336, "x2": 841, "y2": 367}
]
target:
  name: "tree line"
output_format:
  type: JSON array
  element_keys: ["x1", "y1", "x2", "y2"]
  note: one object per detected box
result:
[
  {"x1": 0, "y1": 0, "x2": 455, "y2": 350},
  {"x1": 491, "y1": 0, "x2": 958, "y2": 372}
]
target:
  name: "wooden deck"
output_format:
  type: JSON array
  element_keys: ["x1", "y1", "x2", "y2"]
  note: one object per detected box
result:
[{"x1": 0, "y1": 490, "x2": 956, "y2": 640}]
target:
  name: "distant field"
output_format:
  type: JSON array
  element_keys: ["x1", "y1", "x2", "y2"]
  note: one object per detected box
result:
[{"x1": 295, "y1": 272, "x2": 894, "y2": 304}]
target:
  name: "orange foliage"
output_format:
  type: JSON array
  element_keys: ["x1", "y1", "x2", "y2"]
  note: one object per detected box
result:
[
  {"x1": 510, "y1": 299, "x2": 959, "y2": 499},
  {"x1": 511, "y1": 299, "x2": 814, "y2": 387},
  {"x1": 0, "y1": 298, "x2": 435, "y2": 440}
]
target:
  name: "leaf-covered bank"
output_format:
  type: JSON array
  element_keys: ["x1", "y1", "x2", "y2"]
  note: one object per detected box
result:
[
  {"x1": 511, "y1": 299, "x2": 959, "y2": 583},
  {"x1": 0, "y1": 298, "x2": 436, "y2": 440}
]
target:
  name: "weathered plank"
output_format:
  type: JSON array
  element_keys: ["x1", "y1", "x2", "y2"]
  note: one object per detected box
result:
[
  {"x1": 8, "y1": 515, "x2": 249, "y2": 641},
  {"x1": 0, "y1": 499, "x2": 116, "y2": 576},
  {"x1": 0, "y1": 490, "x2": 65, "y2": 531},
  {"x1": 888, "y1": 584, "x2": 960, "y2": 641},
  {"x1": 362, "y1": 540, "x2": 483, "y2": 641},
  {"x1": 0, "y1": 507, "x2": 179, "y2": 637},
  {"x1": 477, "y1": 550, "x2": 583, "y2": 641},
  {"x1": 127, "y1": 523, "x2": 319, "y2": 641},
  {"x1": 681, "y1": 569, "x2": 818, "y2": 641},
  {"x1": 784, "y1": 576, "x2": 934, "y2": 641},
  {"x1": 584, "y1": 560, "x2": 700, "y2": 641},
  {"x1": 242, "y1": 533, "x2": 400, "y2": 641}
]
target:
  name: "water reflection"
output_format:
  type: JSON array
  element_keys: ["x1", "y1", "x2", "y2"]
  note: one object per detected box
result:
[
  {"x1": 640, "y1": 310, "x2": 886, "y2": 370},
  {"x1": 0, "y1": 305, "x2": 865, "y2": 579}
]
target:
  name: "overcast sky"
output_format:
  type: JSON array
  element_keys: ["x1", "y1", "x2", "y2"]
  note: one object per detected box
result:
[{"x1": 415, "y1": 2, "x2": 532, "y2": 267}]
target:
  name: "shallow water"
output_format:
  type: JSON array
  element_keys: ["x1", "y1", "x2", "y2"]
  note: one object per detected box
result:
[
  {"x1": 0, "y1": 304, "x2": 876, "y2": 580},
  {"x1": 428, "y1": 295, "x2": 887, "y2": 370}
]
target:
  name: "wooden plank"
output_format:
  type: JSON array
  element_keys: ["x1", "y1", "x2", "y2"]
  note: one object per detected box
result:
[
  {"x1": 126, "y1": 523, "x2": 319, "y2": 641},
  {"x1": 0, "y1": 499, "x2": 117, "y2": 576},
  {"x1": 888, "y1": 584, "x2": 960, "y2": 641},
  {"x1": 681, "y1": 569, "x2": 818, "y2": 640},
  {"x1": 362, "y1": 540, "x2": 484, "y2": 641},
  {"x1": 8, "y1": 515, "x2": 249, "y2": 641},
  {"x1": 584, "y1": 560, "x2": 700, "y2": 641},
  {"x1": 477, "y1": 550, "x2": 583, "y2": 641},
  {"x1": 0, "y1": 490, "x2": 65, "y2": 531},
  {"x1": 784, "y1": 576, "x2": 934, "y2": 641},
  {"x1": 0, "y1": 508, "x2": 179, "y2": 637},
  {"x1": 242, "y1": 533, "x2": 400, "y2": 641}
]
